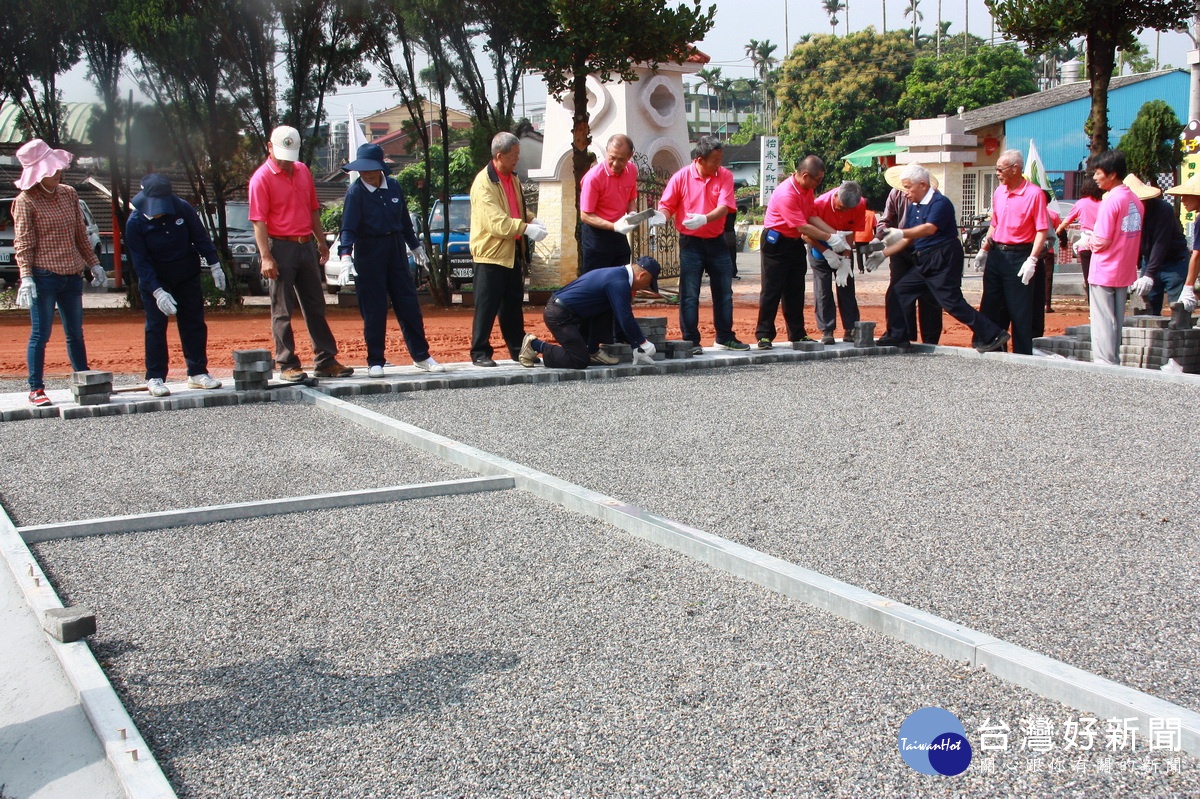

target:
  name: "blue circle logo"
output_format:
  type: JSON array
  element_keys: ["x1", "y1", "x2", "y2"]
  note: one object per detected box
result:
[{"x1": 898, "y1": 707, "x2": 973, "y2": 776}]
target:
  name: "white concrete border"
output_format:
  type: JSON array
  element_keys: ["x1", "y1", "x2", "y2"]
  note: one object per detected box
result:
[{"x1": 917, "y1": 344, "x2": 1200, "y2": 386}]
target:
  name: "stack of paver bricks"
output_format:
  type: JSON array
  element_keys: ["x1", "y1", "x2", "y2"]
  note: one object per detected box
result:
[
  {"x1": 639, "y1": 317, "x2": 668, "y2": 361},
  {"x1": 1033, "y1": 310, "x2": 1200, "y2": 373},
  {"x1": 1034, "y1": 326, "x2": 1094, "y2": 362},
  {"x1": 70, "y1": 371, "x2": 112, "y2": 405},
  {"x1": 232, "y1": 349, "x2": 273, "y2": 390}
]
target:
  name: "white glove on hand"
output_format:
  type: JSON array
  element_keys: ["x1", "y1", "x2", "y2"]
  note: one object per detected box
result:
[
  {"x1": 1018, "y1": 256, "x2": 1038, "y2": 285},
  {"x1": 648, "y1": 210, "x2": 667, "y2": 227},
  {"x1": 633, "y1": 340, "x2": 656, "y2": 365},
  {"x1": 825, "y1": 231, "x2": 851, "y2": 254},
  {"x1": 864, "y1": 251, "x2": 886, "y2": 272},
  {"x1": 1179, "y1": 285, "x2": 1197, "y2": 312},
  {"x1": 613, "y1": 213, "x2": 637, "y2": 235},
  {"x1": 833, "y1": 254, "x2": 854, "y2": 288},
  {"x1": 90, "y1": 263, "x2": 106, "y2": 288},
  {"x1": 880, "y1": 227, "x2": 905, "y2": 248},
  {"x1": 1073, "y1": 231, "x2": 1092, "y2": 253},
  {"x1": 525, "y1": 222, "x2": 548, "y2": 242},
  {"x1": 1130, "y1": 275, "x2": 1155, "y2": 296},
  {"x1": 973, "y1": 249, "x2": 988, "y2": 272},
  {"x1": 683, "y1": 212, "x2": 708, "y2": 230},
  {"x1": 206, "y1": 259, "x2": 226, "y2": 291},
  {"x1": 337, "y1": 254, "x2": 354, "y2": 286},
  {"x1": 153, "y1": 287, "x2": 177, "y2": 316},
  {"x1": 15, "y1": 279, "x2": 36, "y2": 309},
  {"x1": 411, "y1": 246, "x2": 430, "y2": 268}
]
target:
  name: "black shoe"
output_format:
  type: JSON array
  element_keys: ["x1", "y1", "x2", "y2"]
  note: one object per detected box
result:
[
  {"x1": 820, "y1": 332, "x2": 835, "y2": 345},
  {"x1": 472, "y1": 356, "x2": 498, "y2": 367},
  {"x1": 842, "y1": 333, "x2": 855, "y2": 343},
  {"x1": 875, "y1": 335, "x2": 911, "y2": 348},
  {"x1": 975, "y1": 331, "x2": 1010, "y2": 353}
]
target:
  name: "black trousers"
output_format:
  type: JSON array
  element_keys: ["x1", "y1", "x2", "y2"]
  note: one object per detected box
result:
[
  {"x1": 754, "y1": 232, "x2": 808, "y2": 341},
  {"x1": 581, "y1": 224, "x2": 631, "y2": 272},
  {"x1": 884, "y1": 247, "x2": 942, "y2": 344},
  {"x1": 541, "y1": 299, "x2": 591, "y2": 369},
  {"x1": 470, "y1": 260, "x2": 526, "y2": 362},
  {"x1": 888, "y1": 239, "x2": 1002, "y2": 345},
  {"x1": 980, "y1": 244, "x2": 1035, "y2": 354},
  {"x1": 354, "y1": 234, "x2": 430, "y2": 366},
  {"x1": 141, "y1": 255, "x2": 207, "y2": 379}
]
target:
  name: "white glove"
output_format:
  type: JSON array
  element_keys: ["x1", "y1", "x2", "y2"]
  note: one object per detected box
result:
[
  {"x1": 1130, "y1": 275, "x2": 1154, "y2": 296},
  {"x1": 531, "y1": 218, "x2": 544, "y2": 228},
  {"x1": 825, "y1": 231, "x2": 851, "y2": 254},
  {"x1": 612, "y1": 213, "x2": 636, "y2": 234},
  {"x1": 864, "y1": 251, "x2": 886, "y2": 272},
  {"x1": 337, "y1": 254, "x2": 355, "y2": 286},
  {"x1": 411, "y1": 246, "x2": 429, "y2": 268},
  {"x1": 1073, "y1": 231, "x2": 1091, "y2": 253},
  {"x1": 525, "y1": 222, "x2": 548, "y2": 242},
  {"x1": 1018, "y1": 256, "x2": 1038, "y2": 285},
  {"x1": 832, "y1": 254, "x2": 854, "y2": 287},
  {"x1": 153, "y1": 287, "x2": 177, "y2": 316},
  {"x1": 973, "y1": 249, "x2": 988, "y2": 272},
  {"x1": 647, "y1": 210, "x2": 667, "y2": 227},
  {"x1": 633, "y1": 340, "x2": 656, "y2": 365},
  {"x1": 880, "y1": 227, "x2": 905, "y2": 248},
  {"x1": 1179, "y1": 285, "x2": 1197, "y2": 312},
  {"x1": 15, "y1": 279, "x2": 36, "y2": 308},
  {"x1": 90, "y1": 263, "x2": 106, "y2": 288},
  {"x1": 683, "y1": 212, "x2": 708, "y2": 230},
  {"x1": 206, "y1": 259, "x2": 226, "y2": 291}
]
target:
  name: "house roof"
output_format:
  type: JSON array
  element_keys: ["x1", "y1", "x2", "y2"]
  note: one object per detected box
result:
[{"x1": 720, "y1": 137, "x2": 761, "y2": 165}]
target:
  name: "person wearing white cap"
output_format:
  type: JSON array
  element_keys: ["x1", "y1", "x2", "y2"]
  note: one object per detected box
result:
[
  {"x1": 1164, "y1": 173, "x2": 1200, "y2": 313},
  {"x1": 1125, "y1": 173, "x2": 1188, "y2": 315},
  {"x1": 249, "y1": 125, "x2": 352, "y2": 382},
  {"x1": 11, "y1": 138, "x2": 106, "y2": 407}
]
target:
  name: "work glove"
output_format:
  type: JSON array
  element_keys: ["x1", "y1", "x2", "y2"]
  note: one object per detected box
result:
[
  {"x1": 15, "y1": 279, "x2": 36, "y2": 309},
  {"x1": 973, "y1": 249, "x2": 988, "y2": 272},
  {"x1": 337, "y1": 254, "x2": 355, "y2": 286},
  {"x1": 411, "y1": 246, "x2": 430, "y2": 268},
  {"x1": 880, "y1": 227, "x2": 905, "y2": 248},
  {"x1": 1073, "y1": 231, "x2": 1091, "y2": 253},
  {"x1": 90, "y1": 263, "x2": 106, "y2": 288},
  {"x1": 1130, "y1": 275, "x2": 1155, "y2": 296},
  {"x1": 525, "y1": 221, "x2": 548, "y2": 242},
  {"x1": 206, "y1": 259, "x2": 226, "y2": 291},
  {"x1": 831, "y1": 253, "x2": 854, "y2": 287},
  {"x1": 613, "y1": 213, "x2": 637, "y2": 234},
  {"x1": 1018, "y1": 256, "x2": 1038, "y2": 285},
  {"x1": 633, "y1": 340, "x2": 656, "y2": 365},
  {"x1": 683, "y1": 212, "x2": 708, "y2": 230},
  {"x1": 825, "y1": 231, "x2": 851, "y2": 254},
  {"x1": 647, "y1": 210, "x2": 667, "y2": 227},
  {"x1": 864, "y1": 251, "x2": 886, "y2": 272},
  {"x1": 1179, "y1": 285, "x2": 1197, "y2": 312},
  {"x1": 153, "y1": 287, "x2": 177, "y2": 316}
]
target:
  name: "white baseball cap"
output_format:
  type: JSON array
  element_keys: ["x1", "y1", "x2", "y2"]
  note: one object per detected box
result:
[{"x1": 270, "y1": 125, "x2": 301, "y2": 161}]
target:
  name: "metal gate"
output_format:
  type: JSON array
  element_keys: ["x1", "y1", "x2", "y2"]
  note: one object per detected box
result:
[{"x1": 629, "y1": 153, "x2": 680, "y2": 280}]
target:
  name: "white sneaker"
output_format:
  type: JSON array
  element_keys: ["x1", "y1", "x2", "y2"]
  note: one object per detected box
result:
[
  {"x1": 413, "y1": 357, "x2": 445, "y2": 373},
  {"x1": 368, "y1": 365, "x2": 384, "y2": 378},
  {"x1": 187, "y1": 373, "x2": 222, "y2": 390},
  {"x1": 147, "y1": 378, "x2": 171, "y2": 397}
]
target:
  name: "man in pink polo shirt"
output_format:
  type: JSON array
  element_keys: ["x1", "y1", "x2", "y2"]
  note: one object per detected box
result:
[
  {"x1": 976, "y1": 148, "x2": 1047, "y2": 354},
  {"x1": 580, "y1": 134, "x2": 645, "y2": 272},
  {"x1": 658, "y1": 136, "x2": 748, "y2": 353},
  {"x1": 1088, "y1": 149, "x2": 1144, "y2": 366},
  {"x1": 249, "y1": 125, "x2": 351, "y2": 382},
  {"x1": 808, "y1": 180, "x2": 867, "y2": 344}
]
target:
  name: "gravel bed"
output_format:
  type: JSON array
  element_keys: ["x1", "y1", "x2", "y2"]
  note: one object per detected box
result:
[
  {"x1": 0, "y1": 403, "x2": 472, "y2": 526},
  {"x1": 35, "y1": 492, "x2": 1200, "y2": 797},
  {"x1": 356, "y1": 355, "x2": 1200, "y2": 715}
]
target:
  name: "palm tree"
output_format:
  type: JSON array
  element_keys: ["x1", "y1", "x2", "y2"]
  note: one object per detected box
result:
[
  {"x1": 822, "y1": 0, "x2": 845, "y2": 35},
  {"x1": 695, "y1": 67, "x2": 721, "y2": 136},
  {"x1": 718, "y1": 76, "x2": 735, "y2": 136},
  {"x1": 905, "y1": 0, "x2": 923, "y2": 48},
  {"x1": 882, "y1": 0, "x2": 887, "y2": 32},
  {"x1": 746, "y1": 40, "x2": 779, "y2": 133}
]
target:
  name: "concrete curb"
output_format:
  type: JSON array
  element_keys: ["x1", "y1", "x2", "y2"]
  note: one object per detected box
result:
[{"x1": 917, "y1": 344, "x2": 1200, "y2": 386}]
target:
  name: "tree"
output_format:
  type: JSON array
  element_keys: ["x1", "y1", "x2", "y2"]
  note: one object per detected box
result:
[
  {"x1": 899, "y1": 42, "x2": 1039, "y2": 120},
  {"x1": 822, "y1": 0, "x2": 845, "y2": 35},
  {"x1": 1118, "y1": 99, "x2": 1182, "y2": 180},
  {"x1": 745, "y1": 39, "x2": 779, "y2": 132},
  {"x1": 904, "y1": 0, "x2": 922, "y2": 48},
  {"x1": 987, "y1": 0, "x2": 1193, "y2": 154},
  {"x1": 1116, "y1": 41, "x2": 1155, "y2": 75},
  {"x1": 695, "y1": 66, "x2": 721, "y2": 135},
  {"x1": 8, "y1": 0, "x2": 82, "y2": 144}
]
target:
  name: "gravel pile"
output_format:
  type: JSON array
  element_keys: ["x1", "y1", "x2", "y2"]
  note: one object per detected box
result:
[
  {"x1": 357, "y1": 355, "x2": 1200, "y2": 715},
  {"x1": 35, "y1": 492, "x2": 1200, "y2": 797},
  {"x1": 0, "y1": 403, "x2": 472, "y2": 526}
]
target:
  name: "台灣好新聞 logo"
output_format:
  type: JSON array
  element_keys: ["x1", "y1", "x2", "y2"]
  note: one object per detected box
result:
[{"x1": 898, "y1": 707, "x2": 973, "y2": 776}]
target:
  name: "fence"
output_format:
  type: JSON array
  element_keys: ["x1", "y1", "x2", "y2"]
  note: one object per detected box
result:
[{"x1": 629, "y1": 153, "x2": 680, "y2": 280}]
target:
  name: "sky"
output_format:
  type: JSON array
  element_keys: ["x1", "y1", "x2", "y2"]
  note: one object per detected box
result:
[{"x1": 58, "y1": 1, "x2": 1198, "y2": 128}]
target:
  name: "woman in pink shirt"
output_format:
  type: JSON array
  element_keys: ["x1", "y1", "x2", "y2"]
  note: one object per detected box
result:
[
  {"x1": 1087, "y1": 150, "x2": 1144, "y2": 366},
  {"x1": 1056, "y1": 177, "x2": 1103, "y2": 292}
]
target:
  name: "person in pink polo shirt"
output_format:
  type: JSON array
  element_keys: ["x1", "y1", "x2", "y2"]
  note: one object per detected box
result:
[
  {"x1": 976, "y1": 149, "x2": 1048, "y2": 354},
  {"x1": 658, "y1": 136, "x2": 748, "y2": 353},
  {"x1": 1087, "y1": 149, "x2": 1144, "y2": 366},
  {"x1": 808, "y1": 180, "x2": 868, "y2": 345}
]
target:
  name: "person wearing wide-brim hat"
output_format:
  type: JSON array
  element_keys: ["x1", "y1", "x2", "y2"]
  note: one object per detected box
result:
[
  {"x1": 876, "y1": 164, "x2": 942, "y2": 345},
  {"x1": 11, "y1": 138, "x2": 108, "y2": 407},
  {"x1": 1164, "y1": 173, "x2": 1200, "y2": 312},
  {"x1": 337, "y1": 142, "x2": 443, "y2": 377},
  {"x1": 1124, "y1": 173, "x2": 1189, "y2": 315}
]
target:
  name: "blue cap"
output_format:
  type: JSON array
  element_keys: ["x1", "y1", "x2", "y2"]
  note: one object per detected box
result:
[{"x1": 134, "y1": 173, "x2": 173, "y2": 217}]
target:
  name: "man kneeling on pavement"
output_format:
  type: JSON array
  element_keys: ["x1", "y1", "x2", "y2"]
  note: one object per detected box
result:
[{"x1": 520, "y1": 257, "x2": 661, "y2": 369}]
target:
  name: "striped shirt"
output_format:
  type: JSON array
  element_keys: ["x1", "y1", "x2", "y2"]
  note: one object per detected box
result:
[{"x1": 13, "y1": 184, "x2": 98, "y2": 278}]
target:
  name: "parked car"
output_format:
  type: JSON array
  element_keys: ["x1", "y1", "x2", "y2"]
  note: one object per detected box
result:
[
  {"x1": 428, "y1": 195, "x2": 475, "y2": 289},
  {"x1": 216, "y1": 201, "x2": 267, "y2": 295},
  {"x1": 0, "y1": 197, "x2": 105, "y2": 288},
  {"x1": 323, "y1": 211, "x2": 422, "y2": 294}
]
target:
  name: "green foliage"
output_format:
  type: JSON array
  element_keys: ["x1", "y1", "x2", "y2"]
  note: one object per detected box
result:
[
  {"x1": 200, "y1": 266, "x2": 242, "y2": 310},
  {"x1": 0, "y1": 286, "x2": 15, "y2": 311},
  {"x1": 842, "y1": 165, "x2": 891, "y2": 212},
  {"x1": 899, "y1": 43, "x2": 1038, "y2": 121},
  {"x1": 321, "y1": 203, "x2": 344, "y2": 233},
  {"x1": 1118, "y1": 100, "x2": 1183, "y2": 180},
  {"x1": 395, "y1": 145, "x2": 476, "y2": 210},
  {"x1": 728, "y1": 116, "x2": 770, "y2": 146}
]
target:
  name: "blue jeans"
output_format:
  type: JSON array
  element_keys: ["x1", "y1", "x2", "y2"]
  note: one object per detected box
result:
[
  {"x1": 678, "y1": 235, "x2": 734, "y2": 345},
  {"x1": 1143, "y1": 257, "x2": 1188, "y2": 315},
  {"x1": 27, "y1": 269, "x2": 88, "y2": 390}
]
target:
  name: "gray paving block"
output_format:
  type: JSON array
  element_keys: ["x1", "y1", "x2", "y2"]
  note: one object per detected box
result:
[
  {"x1": 73, "y1": 393, "x2": 111, "y2": 406},
  {"x1": 853, "y1": 320, "x2": 877, "y2": 347},
  {"x1": 794, "y1": 341, "x2": 824, "y2": 351},
  {"x1": 1126, "y1": 316, "x2": 1170, "y2": 329},
  {"x1": 41, "y1": 606, "x2": 97, "y2": 643},
  {"x1": 232, "y1": 348, "x2": 273, "y2": 364},
  {"x1": 239, "y1": 389, "x2": 273, "y2": 403},
  {"x1": 69, "y1": 383, "x2": 113, "y2": 398},
  {"x1": 70, "y1": 370, "x2": 114, "y2": 386},
  {"x1": 357, "y1": 382, "x2": 390, "y2": 395},
  {"x1": 232, "y1": 361, "x2": 274, "y2": 375}
]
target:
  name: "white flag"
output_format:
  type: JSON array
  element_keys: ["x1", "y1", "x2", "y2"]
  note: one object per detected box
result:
[
  {"x1": 347, "y1": 105, "x2": 369, "y2": 181},
  {"x1": 1026, "y1": 140, "x2": 1053, "y2": 195}
]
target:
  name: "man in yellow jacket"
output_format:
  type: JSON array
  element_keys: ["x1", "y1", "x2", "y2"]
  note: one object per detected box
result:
[{"x1": 468, "y1": 132, "x2": 548, "y2": 367}]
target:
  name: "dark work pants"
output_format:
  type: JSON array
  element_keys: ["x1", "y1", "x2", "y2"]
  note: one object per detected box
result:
[
  {"x1": 581, "y1": 224, "x2": 631, "y2": 272},
  {"x1": 980, "y1": 245, "x2": 1035, "y2": 354},
  {"x1": 541, "y1": 299, "x2": 591, "y2": 369},
  {"x1": 470, "y1": 260, "x2": 526, "y2": 362},
  {"x1": 888, "y1": 239, "x2": 1002, "y2": 345},
  {"x1": 808, "y1": 250, "x2": 860, "y2": 334},
  {"x1": 354, "y1": 234, "x2": 430, "y2": 366},
  {"x1": 884, "y1": 247, "x2": 942, "y2": 344},
  {"x1": 1080, "y1": 250, "x2": 1092, "y2": 293},
  {"x1": 754, "y1": 233, "x2": 808, "y2": 342},
  {"x1": 141, "y1": 255, "x2": 207, "y2": 380},
  {"x1": 268, "y1": 239, "x2": 339, "y2": 370},
  {"x1": 1032, "y1": 250, "x2": 1053, "y2": 338}
]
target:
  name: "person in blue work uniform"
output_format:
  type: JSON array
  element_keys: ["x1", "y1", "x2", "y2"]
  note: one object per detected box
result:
[
  {"x1": 518, "y1": 256, "x2": 661, "y2": 369},
  {"x1": 124, "y1": 173, "x2": 225, "y2": 397},
  {"x1": 337, "y1": 143, "x2": 444, "y2": 377}
]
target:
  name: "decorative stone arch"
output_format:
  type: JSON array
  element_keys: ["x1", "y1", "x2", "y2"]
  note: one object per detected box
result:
[
  {"x1": 642, "y1": 137, "x2": 686, "y2": 176},
  {"x1": 639, "y1": 75, "x2": 680, "y2": 129}
]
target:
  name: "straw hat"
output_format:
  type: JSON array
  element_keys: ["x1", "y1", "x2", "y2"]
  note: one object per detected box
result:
[
  {"x1": 1165, "y1": 174, "x2": 1200, "y2": 197},
  {"x1": 884, "y1": 164, "x2": 939, "y2": 191},
  {"x1": 14, "y1": 138, "x2": 73, "y2": 191},
  {"x1": 1122, "y1": 173, "x2": 1162, "y2": 200}
]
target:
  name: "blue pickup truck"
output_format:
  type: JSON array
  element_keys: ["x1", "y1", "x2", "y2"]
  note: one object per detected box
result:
[{"x1": 427, "y1": 195, "x2": 474, "y2": 289}]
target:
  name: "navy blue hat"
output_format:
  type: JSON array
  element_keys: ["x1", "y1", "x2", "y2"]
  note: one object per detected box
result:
[
  {"x1": 134, "y1": 173, "x2": 173, "y2": 217},
  {"x1": 636, "y1": 255, "x2": 660, "y2": 294},
  {"x1": 342, "y1": 143, "x2": 392, "y2": 175}
]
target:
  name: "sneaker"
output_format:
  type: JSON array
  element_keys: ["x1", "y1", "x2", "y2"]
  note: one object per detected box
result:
[
  {"x1": 368, "y1": 365, "x2": 385, "y2": 378},
  {"x1": 28, "y1": 389, "x2": 52, "y2": 407},
  {"x1": 147, "y1": 378, "x2": 171, "y2": 397},
  {"x1": 757, "y1": 338, "x2": 773, "y2": 350},
  {"x1": 820, "y1": 333, "x2": 835, "y2": 346},
  {"x1": 518, "y1": 333, "x2": 539, "y2": 367},
  {"x1": 187, "y1": 373, "x2": 222, "y2": 390},
  {"x1": 279, "y1": 368, "x2": 307, "y2": 383},
  {"x1": 314, "y1": 361, "x2": 354, "y2": 378},
  {"x1": 413, "y1": 357, "x2": 445, "y2": 373},
  {"x1": 975, "y1": 330, "x2": 1011, "y2": 354},
  {"x1": 715, "y1": 339, "x2": 750, "y2": 351},
  {"x1": 690, "y1": 345, "x2": 704, "y2": 356},
  {"x1": 589, "y1": 349, "x2": 619, "y2": 365}
]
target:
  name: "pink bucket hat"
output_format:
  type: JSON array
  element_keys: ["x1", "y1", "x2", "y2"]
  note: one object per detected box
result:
[{"x1": 14, "y1": 138, "x2": 73, "y2": 191}]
